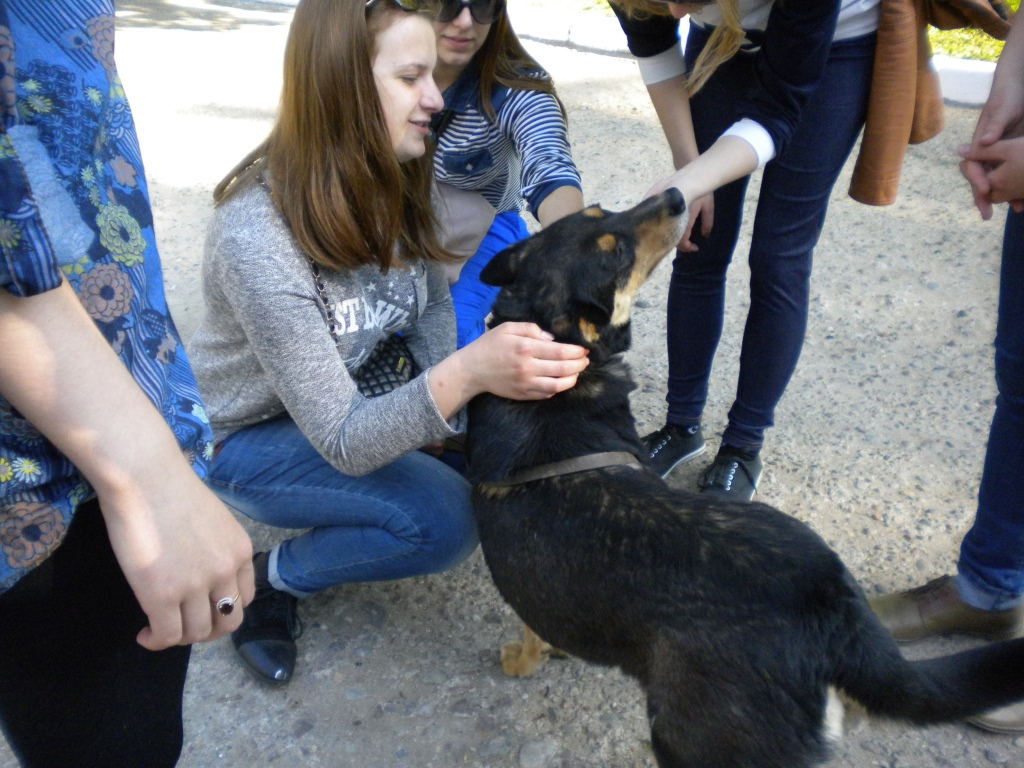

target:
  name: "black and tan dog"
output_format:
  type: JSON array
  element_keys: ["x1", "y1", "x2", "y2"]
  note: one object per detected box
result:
[{"x1": 465, "y1": 188, "x2": 1024, "y2": 768}]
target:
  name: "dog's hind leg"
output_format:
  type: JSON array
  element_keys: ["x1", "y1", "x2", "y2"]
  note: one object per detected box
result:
[
  {"x1": 646, "y1": 690, "x2": 725, "y2": 768},
  {"x1": 644, "y1": 639, "x2": 831, "y2": 768},
  {"x1": 501, "y1": 624, "x2": 555, "y2": 677},
  {"x1": 646, "y1": 695, "x2": 829, "y2": 768}
]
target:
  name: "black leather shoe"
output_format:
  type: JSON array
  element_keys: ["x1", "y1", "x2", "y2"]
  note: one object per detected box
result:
[{"x1": 231, "y1": 584, "x2": 303, "y2": 684}]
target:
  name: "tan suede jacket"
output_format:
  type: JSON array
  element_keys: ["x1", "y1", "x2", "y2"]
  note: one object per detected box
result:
[{"x1": 849, "y1": 0, "x2": 1011, "y2": 205}]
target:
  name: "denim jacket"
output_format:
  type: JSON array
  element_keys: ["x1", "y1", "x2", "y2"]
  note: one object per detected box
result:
[{"x1": 432, "y1": 63, "x2": 581, "y2": 219}]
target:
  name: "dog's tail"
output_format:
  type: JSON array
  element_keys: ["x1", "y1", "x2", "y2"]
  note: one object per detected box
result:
[{"x1": 833, "y1": 599, "x2": 1024, "y2": 723}]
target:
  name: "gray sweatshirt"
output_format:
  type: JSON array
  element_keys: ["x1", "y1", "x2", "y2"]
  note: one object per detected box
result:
[{"x1": 188, "y1": 180, "x2": 462, "y2": 476}]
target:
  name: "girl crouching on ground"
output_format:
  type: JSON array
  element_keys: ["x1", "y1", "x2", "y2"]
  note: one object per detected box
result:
[{"x1": 188, "y1": 0, "x2": 589, "y2": 684}]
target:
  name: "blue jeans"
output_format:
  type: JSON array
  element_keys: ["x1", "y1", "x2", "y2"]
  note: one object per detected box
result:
[
  {"x1": 450, "y1": 210, "x2": 529, "y2": 348},
  {"x1": 956, "y1": 209, "x2": 1024, "y2": 609},
  {"x1": 206, "y1": 416, "x2": 478, "y2": 597},
  {"x1": 664, "y1": 27, "x2": 876, "y2": 451}
]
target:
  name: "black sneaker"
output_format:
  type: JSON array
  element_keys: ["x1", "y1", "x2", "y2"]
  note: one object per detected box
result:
[
  {"x1": 698, "y1": 445, "x2": 762, "y2": 502},
  {"x1": 642, "y1": 423, "x2": 706, "y2": 478}
]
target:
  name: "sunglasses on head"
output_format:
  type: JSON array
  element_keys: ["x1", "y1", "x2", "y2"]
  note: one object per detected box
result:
[
  {"x1": 648, "y1": 0, "x2": 718, "y2": 6},
  {"x1": 365, "y1": 0, "x2": 430, "y2": 12},
  {"x1": 436, "y1": 0, "x2": 506, "y2": 25}
]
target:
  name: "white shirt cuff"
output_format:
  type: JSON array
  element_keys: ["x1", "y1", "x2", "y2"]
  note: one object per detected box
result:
[
  {"x1": 635, "y1": 43, "x2": 686, "y2": 86},
  {"x1": 721, "y1": 118, "x2": 776, "y2": 169}
]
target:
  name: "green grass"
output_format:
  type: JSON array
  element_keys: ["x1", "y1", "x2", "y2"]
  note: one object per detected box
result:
[
  {"x1": 927, "y1": 1, "x2": 1017, "y2": 62},
  {"x1": 575, "y1": 0, "x2": 615, "y2": 11}
]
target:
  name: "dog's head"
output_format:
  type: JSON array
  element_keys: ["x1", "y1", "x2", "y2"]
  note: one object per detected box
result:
[{"x1": 480, "y1": 188, "x2": 686, "y2": 358}]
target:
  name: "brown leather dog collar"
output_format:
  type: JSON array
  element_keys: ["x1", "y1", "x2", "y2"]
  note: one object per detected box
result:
[{"x1": 479, "y1": 451, "x2": 644, "y2": 489}]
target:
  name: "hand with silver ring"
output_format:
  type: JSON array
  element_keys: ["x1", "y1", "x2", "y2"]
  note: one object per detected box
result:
[{"x1": 216, "y1": 592, "x2": 241, "y2": 616}]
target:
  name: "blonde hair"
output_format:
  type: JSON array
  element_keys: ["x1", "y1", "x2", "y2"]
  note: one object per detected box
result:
[
  {"x1": 215, "y1": 0, "x2": 450, "y2": 273},
  {"x1": 615, "y1": 0, "x2": 744, "y2": 97}
]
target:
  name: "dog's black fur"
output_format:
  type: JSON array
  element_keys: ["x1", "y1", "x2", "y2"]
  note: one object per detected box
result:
[{"x1": 465, "y1": 189, "x2": 1024, "y2": 768}]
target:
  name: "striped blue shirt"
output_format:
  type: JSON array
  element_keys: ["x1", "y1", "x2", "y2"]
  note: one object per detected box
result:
[{"x1": 433, "y1": 66, "x2": 581, "y2": 218}]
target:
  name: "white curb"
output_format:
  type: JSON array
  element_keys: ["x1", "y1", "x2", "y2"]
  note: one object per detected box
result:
[{"x1": 933, "y1": 54, "x2": 995, "y2": 107}]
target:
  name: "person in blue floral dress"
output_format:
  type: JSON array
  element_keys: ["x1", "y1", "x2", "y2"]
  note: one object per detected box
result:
[{"x1": 0, "y1": 1, "x2": 253, "y2": 765}]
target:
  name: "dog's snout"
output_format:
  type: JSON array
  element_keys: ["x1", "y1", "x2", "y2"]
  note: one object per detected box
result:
[
  {"x1": 662, "y1": 187, "x2": 685, "y2": 216},
  {"x1": 631, "y1": 188, "x2": 686, "y2": 222}
]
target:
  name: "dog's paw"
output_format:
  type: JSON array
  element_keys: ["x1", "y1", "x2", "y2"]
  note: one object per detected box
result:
[{"x1": 500, "y1": 640, "x2": 547, "y2": 677}]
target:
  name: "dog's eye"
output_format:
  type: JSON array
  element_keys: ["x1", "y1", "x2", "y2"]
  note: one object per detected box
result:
[{"x1": 593, "y1": 234, "x2": 631, "y2": 267}]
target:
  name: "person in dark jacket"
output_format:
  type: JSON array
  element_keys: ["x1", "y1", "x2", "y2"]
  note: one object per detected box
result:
[{"x1": 612, "y1": 0, "x2": 878, "y2": 500}]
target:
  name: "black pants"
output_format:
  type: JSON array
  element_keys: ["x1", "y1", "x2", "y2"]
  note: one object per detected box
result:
[{"x1": 0, "y1": 499, "x2": 191, "y2": 767}]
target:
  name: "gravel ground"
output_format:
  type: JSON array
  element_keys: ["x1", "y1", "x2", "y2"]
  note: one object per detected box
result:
[{"x1": 2, "y1": 2, "x2": 1021, "y2": 767}]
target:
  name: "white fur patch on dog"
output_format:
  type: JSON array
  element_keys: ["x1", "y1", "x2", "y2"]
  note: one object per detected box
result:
[{"x1": 824, "y1": 687, "x2": 845, "y2": 742}]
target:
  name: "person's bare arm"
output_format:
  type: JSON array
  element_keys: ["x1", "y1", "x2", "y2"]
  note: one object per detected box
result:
[
  {"x1": 642, "y1": 74, "x2": 719, "y2": 249},
  {"x1": 536, "y1": 185, "x2": 585, "y2": 227},
  {"x1": 0, "y1": 281, "x2": 254, "y2": 650},
  {"x1": 959, "y1": 13, "x2": 1024, "y2": 219},
  {"x1": 646, "y1": 74, "x2": 700, "y2": 171},
  {"x1": 645, "y1": 134, "x2": 759, "y2": 205}
]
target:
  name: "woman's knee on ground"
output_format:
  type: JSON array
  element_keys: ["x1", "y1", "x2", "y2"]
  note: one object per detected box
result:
[{"x1": 410, "y1": 480, "x2": 479, "y2": 573}]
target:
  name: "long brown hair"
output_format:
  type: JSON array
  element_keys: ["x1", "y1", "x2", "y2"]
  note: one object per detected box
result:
[
  {"x1": 473, "y1": 9, "x2": 564, "y2": 121},
  {"x1": 214, "y1": 0, "x2": 450, "y2": 272},
  {"x1": 614, "y1": 0, "x2": 743, "y2": 97}
]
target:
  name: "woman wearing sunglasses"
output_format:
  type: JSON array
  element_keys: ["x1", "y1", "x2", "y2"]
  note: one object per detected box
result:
[
  {"x1": 432, "y1": 0, "x2": 585, "y2": 347},
  {"x1": 611, "y1": 0, "x2": 879, "y2": 501},
  {"x1": 187, "y1": 0, "x2": 589, "y2": 685}
]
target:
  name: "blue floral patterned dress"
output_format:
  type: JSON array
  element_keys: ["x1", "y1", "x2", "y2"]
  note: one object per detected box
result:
[{"x1": 0, "y1": 0, "x2": 213, "y2": 593}]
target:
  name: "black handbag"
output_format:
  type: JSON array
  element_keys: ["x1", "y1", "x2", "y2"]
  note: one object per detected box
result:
[
  {"x1": 353, "y1": 332, "x2": 419, "y2": 398},
  {"x1": 308, "y1": 256, "x2": 419, "y2": 397}
]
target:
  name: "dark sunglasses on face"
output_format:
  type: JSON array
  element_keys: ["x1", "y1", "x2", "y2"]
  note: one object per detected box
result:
[{"x1": 436, "y1": 0, "x2": 506, "y2": 25}]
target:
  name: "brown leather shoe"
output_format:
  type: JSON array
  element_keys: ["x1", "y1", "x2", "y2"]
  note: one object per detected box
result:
[
  {"x1": 968, "y1": 700, "x2": 1024, "y2": 734},
  {"x1": 868, "y1": 575, "x2": 1024, "y2": 643}
]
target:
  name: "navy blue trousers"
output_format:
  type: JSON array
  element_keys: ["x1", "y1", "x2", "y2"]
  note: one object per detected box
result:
[{"x1": 664, "y1": 26, "x2": 876, "y2": 450}]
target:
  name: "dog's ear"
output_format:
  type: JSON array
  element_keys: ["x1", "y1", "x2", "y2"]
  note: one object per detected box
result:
[
  {"x1": 572, "y1": 236, "x2": 632, "y2": 326},
  {"x1": 575, "y1": 282, "x2": 616, "y2": 326},
  {"x1": 479, "y1": 241, "x2": 529, "y2": 287}
]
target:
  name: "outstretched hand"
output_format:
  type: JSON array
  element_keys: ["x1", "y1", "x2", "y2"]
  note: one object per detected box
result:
[
  {"x1": 644, "y1": 172, "x2": 713, "y2": 252},
  {"x1": 642, "y1": 135, "x2": 759, "y2": 250}
]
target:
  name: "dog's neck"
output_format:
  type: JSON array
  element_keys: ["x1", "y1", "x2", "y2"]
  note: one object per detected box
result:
[{"x1": 466, "y1": 354, "x2": 644, "y2": 485}]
